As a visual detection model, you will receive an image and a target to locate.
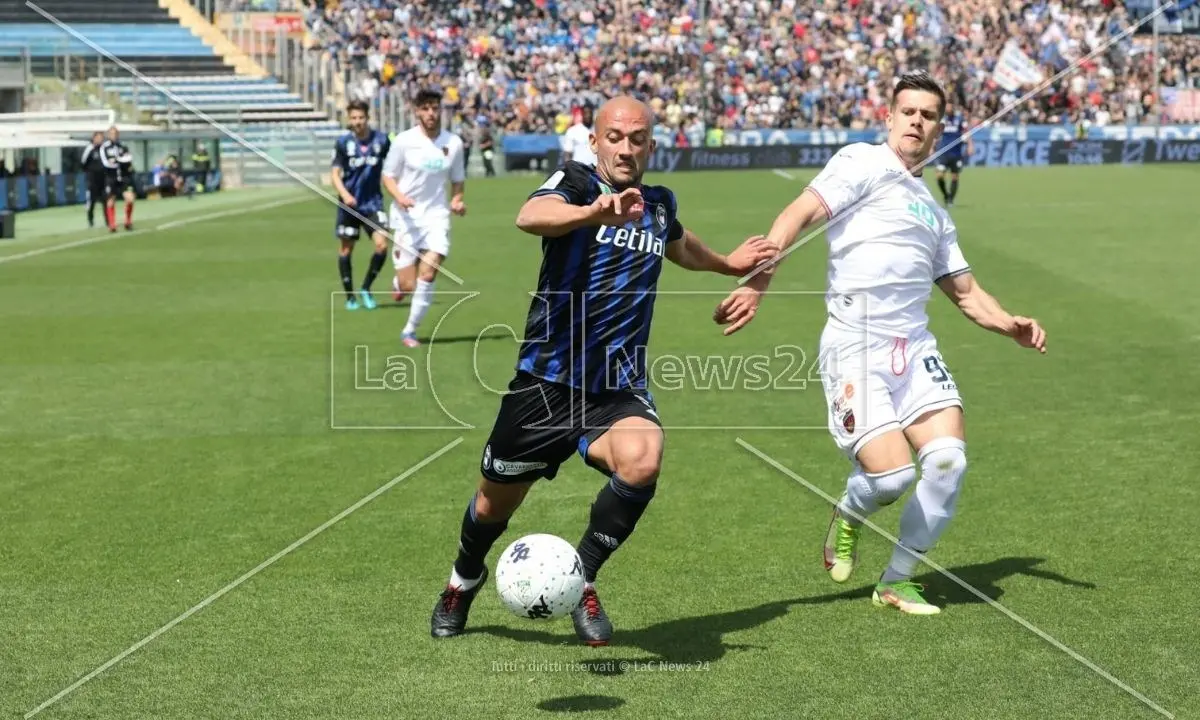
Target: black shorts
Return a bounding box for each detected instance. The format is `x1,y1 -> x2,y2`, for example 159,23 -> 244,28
105,175 -> 132,197
937,157 -> 964,173
335,205 -> 388,240
88,174 -> 106,199
480,371 -> 662,484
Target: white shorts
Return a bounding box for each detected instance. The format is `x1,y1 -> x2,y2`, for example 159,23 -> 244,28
819,318 -> 963,458
390,211 -> 450,269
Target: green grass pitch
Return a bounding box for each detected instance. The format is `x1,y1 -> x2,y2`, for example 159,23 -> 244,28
1,166 -> 1197,719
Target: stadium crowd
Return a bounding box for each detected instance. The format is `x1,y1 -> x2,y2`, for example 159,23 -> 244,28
297,0 -> 1200,137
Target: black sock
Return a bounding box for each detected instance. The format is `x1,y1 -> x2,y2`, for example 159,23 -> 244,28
937,177 -> 948,199
361,250 -> 387,291
453,493 -> 509,581
337,254 -> 354,296
576,474 -> 657,583
949,178 -> 959,202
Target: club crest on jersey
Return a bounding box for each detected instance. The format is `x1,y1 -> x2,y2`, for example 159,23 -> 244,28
654,203 -> 667,230
442,146 -> 450,157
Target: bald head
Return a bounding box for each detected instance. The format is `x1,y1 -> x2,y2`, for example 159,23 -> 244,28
595,97 -> 654,133
590,96 -> 656,188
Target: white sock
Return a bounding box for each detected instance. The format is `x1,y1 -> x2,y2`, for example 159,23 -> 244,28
449,566 -> 481,591
839,464 -> 917,527
403,279 -> 434,335
883,438 -> 967,582
392,275 -> 400,292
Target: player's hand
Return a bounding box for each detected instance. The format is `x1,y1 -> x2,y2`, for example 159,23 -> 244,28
451,196 -> 467,216
713,284 -> 765,336
724,235 -> 778,275
590,187 -> 644,226
341,195 -> 357,208
1009,316 -> 1047,353
394,195 -> 415,212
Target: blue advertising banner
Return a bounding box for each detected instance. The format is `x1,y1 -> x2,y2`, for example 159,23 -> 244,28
504,124 -> 1200,157
547,138 -> 1200,174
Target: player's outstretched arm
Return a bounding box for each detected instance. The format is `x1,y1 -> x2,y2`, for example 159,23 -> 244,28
760,188 -> 831,259
937,272 -> 1047,353
665,230 -> 776,276
515,187 -> 644,237
712,189 -> 829,336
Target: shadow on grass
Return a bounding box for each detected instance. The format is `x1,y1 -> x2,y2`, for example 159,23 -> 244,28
794,555 -> 1096,608
470,556 -> 1095,677
536,695 -> 625,713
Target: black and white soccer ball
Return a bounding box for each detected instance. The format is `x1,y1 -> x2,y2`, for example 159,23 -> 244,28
495,533 -> 585,620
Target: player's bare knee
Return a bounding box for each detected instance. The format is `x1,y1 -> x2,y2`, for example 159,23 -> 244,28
417,266 -> 437,284
611,444 -> 661,487
474,479 -> 529,522
866,463 -> 918,506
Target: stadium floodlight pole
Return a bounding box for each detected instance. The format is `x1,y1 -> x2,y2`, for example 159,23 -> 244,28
698,0 -> 709,127
737,0 -> 1179,287
1153,0 -> 1161,141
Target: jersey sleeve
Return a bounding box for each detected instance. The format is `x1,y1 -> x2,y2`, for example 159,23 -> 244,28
449,139 -> 466,184
381,138 -> 405,179
933,214 -> 970,281
99,141 -> 119,170
804,144 -> 874,220
528,162 -> 591,204
665,188 -> 683,242
332,137 -> 349,171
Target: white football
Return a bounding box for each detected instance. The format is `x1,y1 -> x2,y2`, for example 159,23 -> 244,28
495,533 -> 586,620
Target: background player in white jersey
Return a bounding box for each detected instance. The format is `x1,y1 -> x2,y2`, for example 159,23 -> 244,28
561,104 -> 597,166
382,88 -> 466,347
715,71 -> 1047,615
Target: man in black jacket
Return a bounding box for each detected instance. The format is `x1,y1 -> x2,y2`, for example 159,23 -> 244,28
80,131 -> 105,227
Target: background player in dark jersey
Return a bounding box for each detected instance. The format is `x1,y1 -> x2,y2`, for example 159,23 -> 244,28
99,126 -> 136,232
80,131 -> 105,228
331,99 -> 391,311
429,96 -> 776,645
935,103 -> 973,208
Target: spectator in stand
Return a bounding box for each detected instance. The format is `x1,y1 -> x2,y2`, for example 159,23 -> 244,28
298,0 -> 1200,138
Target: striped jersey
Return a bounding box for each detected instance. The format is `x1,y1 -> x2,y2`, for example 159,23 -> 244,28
332,128 -> 390,213
517,161 -> 684,393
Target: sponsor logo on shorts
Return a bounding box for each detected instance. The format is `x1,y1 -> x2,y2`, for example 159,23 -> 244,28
491,457 -> 549,476
482,444 -> 492,470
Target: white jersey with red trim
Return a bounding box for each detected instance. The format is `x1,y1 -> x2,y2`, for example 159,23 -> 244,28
805,142 -> 969,337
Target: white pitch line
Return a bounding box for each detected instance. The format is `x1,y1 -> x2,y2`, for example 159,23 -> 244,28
735,438 -> 1175,720
23,437 -> 464,719
772,169 -> 795,180
0,195 -> 306,265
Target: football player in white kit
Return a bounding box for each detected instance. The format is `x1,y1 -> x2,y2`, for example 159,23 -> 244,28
715,71 -> 1047,615
560,103 -> 597,166
382,87 -> 467,347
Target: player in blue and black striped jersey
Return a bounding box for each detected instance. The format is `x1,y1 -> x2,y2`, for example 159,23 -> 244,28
331,99 -> 391,310
935,103 -> 973,208
430,96 -> 776,645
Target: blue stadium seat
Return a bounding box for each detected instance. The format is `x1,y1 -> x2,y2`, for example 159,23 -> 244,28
0,24 -> 212,57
